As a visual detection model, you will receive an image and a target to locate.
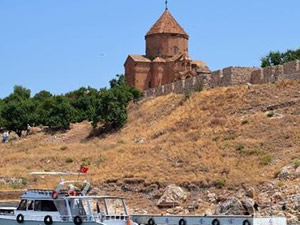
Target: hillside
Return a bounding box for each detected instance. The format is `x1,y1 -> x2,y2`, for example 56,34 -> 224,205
0,80 -> 299,223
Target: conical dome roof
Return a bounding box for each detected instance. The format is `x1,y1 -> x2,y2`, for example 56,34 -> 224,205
146,10 -> 188,38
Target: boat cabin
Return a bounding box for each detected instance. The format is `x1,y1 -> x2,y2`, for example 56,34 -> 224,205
14,189 -> 129,224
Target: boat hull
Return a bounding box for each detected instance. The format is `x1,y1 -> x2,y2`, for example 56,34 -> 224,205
0,218 -> 101,225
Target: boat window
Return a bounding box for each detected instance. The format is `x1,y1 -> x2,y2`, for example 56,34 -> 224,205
28,200 -> 34,210
34,200 -> 42,211
17,200 -> 27,211
34,200 -> 58,212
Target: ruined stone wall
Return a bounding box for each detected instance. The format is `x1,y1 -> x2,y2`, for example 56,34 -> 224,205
211,67 -> 258,87
144,60 -> 300,98
250,60 -> 300,84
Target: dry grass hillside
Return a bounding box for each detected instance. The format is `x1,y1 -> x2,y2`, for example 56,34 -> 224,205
0,80 -> 299,207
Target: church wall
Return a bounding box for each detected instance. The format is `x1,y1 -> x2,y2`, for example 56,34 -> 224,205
151,62 -> 165,87
132,63 -> 152,90
125,59 -> 136,87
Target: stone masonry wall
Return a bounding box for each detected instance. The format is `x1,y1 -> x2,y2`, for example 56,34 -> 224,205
144,60 -> 300,98
251,60 -> 300,84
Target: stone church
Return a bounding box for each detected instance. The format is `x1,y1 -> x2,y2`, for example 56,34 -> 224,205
124,8 -> 210,91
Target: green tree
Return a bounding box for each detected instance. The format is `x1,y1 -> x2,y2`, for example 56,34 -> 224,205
92,88 -> 128,129
4,85 -> 31,103
32,90 -> 53,126
65,87 -> 98,122
109,74 -> 143,100
1,99 -> 36,136
261,47 -> 300,67
37,96 -> 75,130
33,90 -> 52,102
92,75 -> 143,129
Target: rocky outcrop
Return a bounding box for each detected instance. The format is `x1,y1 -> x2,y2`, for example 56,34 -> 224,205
0,177 -> 23,187
157,184 -> 187,208
277,165 -> 300,180
215,197 -> 254,215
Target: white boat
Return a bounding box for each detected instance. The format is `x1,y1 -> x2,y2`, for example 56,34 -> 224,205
0,172 -> 137,225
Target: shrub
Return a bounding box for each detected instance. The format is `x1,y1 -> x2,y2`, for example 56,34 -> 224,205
21,178 -> 28,186
259,155 -> 272,165
60,146 -> 68,151
292,159 -> 300,168
214,178 -> 226,189
241,120 -> 249,125
267,112 -> 274,118
235,143 -> 245,151
81,160 -> 91,166
65,158 -> 73,163
224,134 -> 237,141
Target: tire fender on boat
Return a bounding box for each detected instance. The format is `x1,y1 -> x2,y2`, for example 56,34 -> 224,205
44,215 -> 53,225
179,219 -> 186,225
211,219 -> 220,225
148,218 -> 155,225
243,220 -> 251,225
74,216 -> 83,225
16,214 -> 24,223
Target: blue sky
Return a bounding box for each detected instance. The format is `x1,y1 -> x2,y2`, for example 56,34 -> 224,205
0,0 -> 299,98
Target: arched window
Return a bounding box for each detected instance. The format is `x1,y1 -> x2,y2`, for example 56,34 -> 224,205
173,46 -> 179,54
156,47 -> 160,55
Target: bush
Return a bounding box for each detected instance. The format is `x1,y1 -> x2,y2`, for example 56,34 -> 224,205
235,143 -> 245,151
60,146 -> 68,151
259,155 -> 273,166
214,178 -> 226,189
65,158 -> 73,163
267,112 -> 274,118
292,159 -> 300,168
241,120 -> 249,125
